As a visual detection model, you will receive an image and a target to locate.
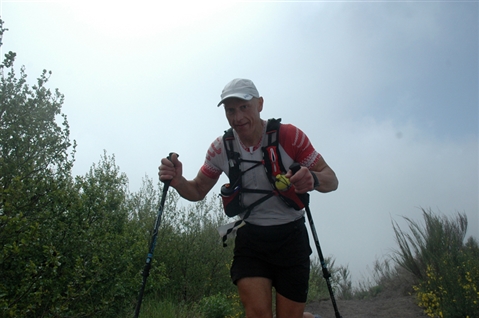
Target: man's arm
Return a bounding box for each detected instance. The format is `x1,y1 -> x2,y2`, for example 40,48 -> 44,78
310,156 -> 338,193
171,170 -> 219,202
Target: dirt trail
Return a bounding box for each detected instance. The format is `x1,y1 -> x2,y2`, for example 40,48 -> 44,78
305,293 -> 427,318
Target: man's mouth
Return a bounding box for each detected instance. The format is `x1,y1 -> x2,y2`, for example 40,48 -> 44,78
234,122 -> 247,129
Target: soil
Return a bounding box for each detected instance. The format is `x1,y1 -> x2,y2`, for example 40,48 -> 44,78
304,291 -> 428,318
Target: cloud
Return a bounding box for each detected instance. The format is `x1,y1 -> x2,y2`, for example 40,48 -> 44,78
307,115 -> 478,281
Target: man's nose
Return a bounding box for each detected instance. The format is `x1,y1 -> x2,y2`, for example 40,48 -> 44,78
234,110 -> 244,122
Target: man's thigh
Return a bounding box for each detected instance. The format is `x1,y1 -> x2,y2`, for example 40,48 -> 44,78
275,291 -> 306,318
237,277 -> 273,318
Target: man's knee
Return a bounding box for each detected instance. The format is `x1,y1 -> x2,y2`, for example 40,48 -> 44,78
237,277 -> 273,318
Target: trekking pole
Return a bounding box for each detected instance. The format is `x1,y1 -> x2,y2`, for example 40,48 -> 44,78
290,163 -> 342,318
134,153 -> 174,318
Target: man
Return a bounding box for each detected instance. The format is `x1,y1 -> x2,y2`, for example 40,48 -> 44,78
159,78 -> 338,318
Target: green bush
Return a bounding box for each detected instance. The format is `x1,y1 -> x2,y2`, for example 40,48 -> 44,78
199,293 -> 234,318
414,238 -> 479,318
135,299 -> 178,318
148,196 -> 236,304
0,19 -> 146,315
393,208 -> 479,317
307,256 -> 352,301
354,256 -> 417,300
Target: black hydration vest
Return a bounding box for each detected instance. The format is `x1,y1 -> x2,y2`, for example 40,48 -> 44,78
219,118 -> 307,219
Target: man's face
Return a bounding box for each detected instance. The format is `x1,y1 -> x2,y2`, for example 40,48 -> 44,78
223,97 -> 263,138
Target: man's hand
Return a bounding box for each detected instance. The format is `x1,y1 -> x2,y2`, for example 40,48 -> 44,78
285,157 -> 338,194
285,165 -> 315,194
158,153 -> 182,187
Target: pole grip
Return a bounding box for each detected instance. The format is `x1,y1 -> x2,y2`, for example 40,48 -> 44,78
162,152 -> 177,189
288,163 -> 310,206
290,162 -> 301,175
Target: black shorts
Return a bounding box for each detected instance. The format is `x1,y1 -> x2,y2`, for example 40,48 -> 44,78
230,217 -> 312,303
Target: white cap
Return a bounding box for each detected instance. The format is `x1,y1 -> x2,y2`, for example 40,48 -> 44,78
217,78 -> 260,106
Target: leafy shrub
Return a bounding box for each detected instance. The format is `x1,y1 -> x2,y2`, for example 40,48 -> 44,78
0,21 -> 147,314
147,196 -> 236,304
199,293 -> 234,318
308,256 -> 351,301
224,292 -> 244,318
392,208 -> 479,317
354,257 -> 415,300
414,238 -> 479,318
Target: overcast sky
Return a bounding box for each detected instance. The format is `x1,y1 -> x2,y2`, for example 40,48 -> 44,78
2,1 -> 477,283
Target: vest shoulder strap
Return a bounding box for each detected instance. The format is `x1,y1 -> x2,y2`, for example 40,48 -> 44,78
265,118 -> 281,143
222,118 -> 282,162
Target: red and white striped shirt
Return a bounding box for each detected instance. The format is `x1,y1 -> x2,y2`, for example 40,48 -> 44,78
201,120 -> 321,226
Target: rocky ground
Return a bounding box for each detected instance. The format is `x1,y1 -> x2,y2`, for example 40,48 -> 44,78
304,290 -> 427,318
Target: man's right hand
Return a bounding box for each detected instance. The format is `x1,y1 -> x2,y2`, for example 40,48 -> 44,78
158,153 -> 182,187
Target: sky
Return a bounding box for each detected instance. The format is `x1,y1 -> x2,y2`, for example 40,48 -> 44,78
2,0 -> 478,283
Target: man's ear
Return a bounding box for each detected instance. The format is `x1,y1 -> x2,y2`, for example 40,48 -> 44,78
257,97 -> 264,112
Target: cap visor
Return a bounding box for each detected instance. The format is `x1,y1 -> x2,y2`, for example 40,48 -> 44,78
217,93 -> 254,106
